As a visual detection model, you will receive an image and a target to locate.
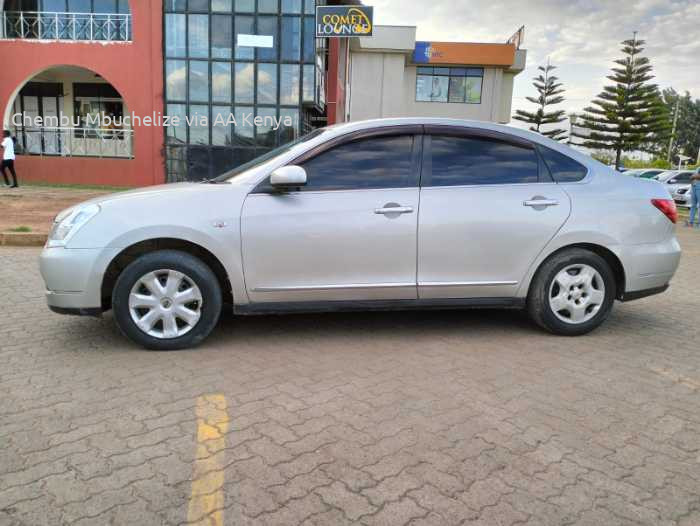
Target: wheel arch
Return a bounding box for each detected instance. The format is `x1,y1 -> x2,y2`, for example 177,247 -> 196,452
527,243 -> 626,300
101,238 -> 234,311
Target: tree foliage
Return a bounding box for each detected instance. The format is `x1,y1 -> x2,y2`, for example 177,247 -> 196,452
660,88 -> 700,165
513,62 -> 568,141
572,35 -> 671,170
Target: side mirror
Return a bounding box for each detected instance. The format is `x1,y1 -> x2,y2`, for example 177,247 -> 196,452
270,166 -> 307,189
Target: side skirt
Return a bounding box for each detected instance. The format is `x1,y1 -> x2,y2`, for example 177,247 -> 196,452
234,297 -> 526,316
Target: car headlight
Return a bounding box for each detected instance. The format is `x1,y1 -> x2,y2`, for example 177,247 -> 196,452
47,204 -> 101,248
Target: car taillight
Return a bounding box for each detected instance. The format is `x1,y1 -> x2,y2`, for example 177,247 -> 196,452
652,199 -> 678,224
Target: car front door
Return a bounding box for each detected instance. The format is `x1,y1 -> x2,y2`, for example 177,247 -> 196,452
417,128 -> 572,299
241,129 -> 422,304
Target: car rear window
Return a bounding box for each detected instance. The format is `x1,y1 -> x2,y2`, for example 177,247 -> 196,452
538,145 -> 588,183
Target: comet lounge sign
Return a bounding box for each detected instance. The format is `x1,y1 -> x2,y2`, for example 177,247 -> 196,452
316,5 -> 373,37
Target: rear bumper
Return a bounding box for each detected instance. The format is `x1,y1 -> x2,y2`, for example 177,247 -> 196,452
620,237 -> 681,295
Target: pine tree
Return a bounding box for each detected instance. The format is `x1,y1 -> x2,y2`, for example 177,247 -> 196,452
572,34 -> 670,170
513,61 -> 568,141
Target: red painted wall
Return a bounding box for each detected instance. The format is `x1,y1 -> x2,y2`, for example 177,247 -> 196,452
0,1 -> 165,187
326,38 -> 348,125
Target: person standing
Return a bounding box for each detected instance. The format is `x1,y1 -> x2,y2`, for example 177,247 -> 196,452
689,167 -> 700,227
1,130 -> 19,188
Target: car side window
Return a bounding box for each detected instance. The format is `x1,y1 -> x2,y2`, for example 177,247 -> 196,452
426,135 -> 540,187
298,135 -> 416,191
538,145 -> 588,183
675,173 -> 692,183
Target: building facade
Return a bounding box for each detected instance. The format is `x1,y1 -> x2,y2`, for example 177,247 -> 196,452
347,26 -> 526,124
0,2 -> 526,187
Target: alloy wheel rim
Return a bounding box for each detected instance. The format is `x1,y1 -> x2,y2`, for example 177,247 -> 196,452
548,264 -> 605,325
128,269 -> 203,339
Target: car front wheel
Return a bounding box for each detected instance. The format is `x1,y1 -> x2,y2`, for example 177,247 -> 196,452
112,250 -> 222,350
527,248 -> 616,336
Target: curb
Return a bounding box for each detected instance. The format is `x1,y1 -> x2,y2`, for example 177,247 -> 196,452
0,232 -> 48,247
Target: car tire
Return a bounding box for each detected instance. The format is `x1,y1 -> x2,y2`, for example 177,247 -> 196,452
112,250 -> 222,350
527,248 -> 616,336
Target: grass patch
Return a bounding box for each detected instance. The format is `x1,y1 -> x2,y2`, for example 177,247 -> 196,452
7,226 -> 32,233
23,181 -> 132,192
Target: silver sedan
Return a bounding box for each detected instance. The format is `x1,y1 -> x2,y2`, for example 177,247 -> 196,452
39,119 -> 681,350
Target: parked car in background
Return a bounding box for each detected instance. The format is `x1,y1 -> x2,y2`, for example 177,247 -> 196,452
625,168 -> 666,179
673,184 -> 693,208
39,118 -> 681,350
655,170 -> 695,196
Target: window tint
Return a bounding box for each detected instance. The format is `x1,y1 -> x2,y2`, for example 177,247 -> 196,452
538,145 -> 588,183
675,172 -> 692,183
428,135 -> 539,186
300,135 -> 415,191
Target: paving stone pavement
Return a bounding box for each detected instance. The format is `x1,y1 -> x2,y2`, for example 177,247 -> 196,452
1,229 -> 700,526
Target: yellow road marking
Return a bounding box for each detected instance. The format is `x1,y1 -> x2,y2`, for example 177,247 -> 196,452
187,394 -> 229,526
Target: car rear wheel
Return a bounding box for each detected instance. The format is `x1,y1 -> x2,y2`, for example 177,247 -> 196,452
527,248 -> 615,336
112,250 -> 222,350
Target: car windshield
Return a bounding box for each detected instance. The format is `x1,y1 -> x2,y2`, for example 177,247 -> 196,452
209,128 -> 327,183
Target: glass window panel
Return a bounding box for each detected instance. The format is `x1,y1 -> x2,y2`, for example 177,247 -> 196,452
212,0 -> 232,11
189,61 -> 209,102
188,0 -> 209,10
167,103 -> 187,144
211,148 -> 236,177
41,0 -> 66,11
465,77 -> 482,103
450,68 -> 467,76
417,67 -> 433,75
164,0 -> 185,11
212,106 -> 232,146
189,105 -> 210,145
166,60 -> 187,100
416,75 -> 432,102
93,0 -> 116,13
281,0 -> 301,13
117,0 -> 129,12
434,67 -> 450,75
279,108 -> 299,145
257,16 -> 278,61
281,16 -> 301,61
233,106 -> 255,145
448,76 -> 466,103
165,13 -> 186,57
303,16 -> 315,62
188,14 -> 209,58
257,63 -> 277,104
212,62 -> 231,103
300,136 -> 414,191
256,107 -> 277,148
211,15 -> 232,58
68,0 -> 90,12
280,64 -> 299,105
234,0 -> 254,12
304,0 -> 315,14
302,64 -> 315,102
467,68 -> 484,76
234,62 -> 255,103
429,136 -> 539,186
259,0 -> 278,13
539,146 -> 588,182
187,146 -> 210,180
234,15 -> 254,60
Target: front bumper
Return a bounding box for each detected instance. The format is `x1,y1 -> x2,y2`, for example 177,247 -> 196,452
40,246 -> 120,314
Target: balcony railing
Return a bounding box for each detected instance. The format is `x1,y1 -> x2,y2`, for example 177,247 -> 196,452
16,127 -> 134,159
1,11 -> 131,42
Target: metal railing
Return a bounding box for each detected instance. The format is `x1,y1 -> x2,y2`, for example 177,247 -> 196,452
1,11 -> 131,41
15,127 -> 134,159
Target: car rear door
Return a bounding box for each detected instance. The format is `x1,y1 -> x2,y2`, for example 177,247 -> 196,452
241,128 -> 422,304
417,127 -> 572,299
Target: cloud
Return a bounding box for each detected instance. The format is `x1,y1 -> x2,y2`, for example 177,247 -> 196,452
371,0 -> 699,122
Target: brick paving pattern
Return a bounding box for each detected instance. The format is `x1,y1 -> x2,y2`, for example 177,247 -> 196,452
1,229 -> 699,525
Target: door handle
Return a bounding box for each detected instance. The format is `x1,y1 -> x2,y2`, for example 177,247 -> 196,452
375,206 -> 414,215
523,198 -> 559,208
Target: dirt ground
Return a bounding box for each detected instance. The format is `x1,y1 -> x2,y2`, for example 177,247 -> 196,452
0,185 -> 118,234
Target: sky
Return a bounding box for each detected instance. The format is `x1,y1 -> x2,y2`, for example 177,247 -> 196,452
369,0 -> 700,130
